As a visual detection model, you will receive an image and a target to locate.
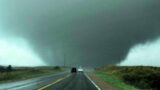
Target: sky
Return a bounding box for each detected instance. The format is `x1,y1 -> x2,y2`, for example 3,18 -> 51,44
0,0 -> 160,67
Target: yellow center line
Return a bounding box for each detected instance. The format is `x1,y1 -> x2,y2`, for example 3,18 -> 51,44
38,74 -> 71,90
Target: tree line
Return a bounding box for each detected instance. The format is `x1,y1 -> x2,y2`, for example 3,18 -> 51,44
0,65 -> 12,72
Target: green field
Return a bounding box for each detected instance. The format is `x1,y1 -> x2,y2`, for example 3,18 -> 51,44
0,66 -> 63,83
96,65 -> 160,90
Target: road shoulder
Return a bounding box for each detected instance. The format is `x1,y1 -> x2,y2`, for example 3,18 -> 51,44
88,72 -> 118,90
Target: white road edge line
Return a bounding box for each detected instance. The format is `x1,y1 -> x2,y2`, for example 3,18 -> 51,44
85,73 -> 101,90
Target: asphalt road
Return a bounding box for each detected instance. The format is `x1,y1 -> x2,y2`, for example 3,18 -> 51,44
0,72 -> 99,90
40,72 -> 98,90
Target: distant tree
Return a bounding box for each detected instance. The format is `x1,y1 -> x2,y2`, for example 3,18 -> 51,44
54,66 -> 61,70
0,66 -> 5,72
6,65 -> 12,72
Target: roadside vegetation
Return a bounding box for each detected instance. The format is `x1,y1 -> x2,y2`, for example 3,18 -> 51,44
96,71 -> 136,90
96,65 -> 160,90
0,65 -> 63,83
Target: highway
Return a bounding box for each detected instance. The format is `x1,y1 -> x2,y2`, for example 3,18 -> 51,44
0,72 -> 100,90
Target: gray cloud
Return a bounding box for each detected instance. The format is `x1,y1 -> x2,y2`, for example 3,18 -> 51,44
0,0 -> 160,67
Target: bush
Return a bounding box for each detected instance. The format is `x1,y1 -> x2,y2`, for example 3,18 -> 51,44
53,66 -> 61,70
121,68 -> 160,89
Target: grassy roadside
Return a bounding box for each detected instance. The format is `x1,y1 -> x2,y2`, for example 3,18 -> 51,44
96,71 -> 137,90
96,65 -> 160,89
0,67 -> 63,83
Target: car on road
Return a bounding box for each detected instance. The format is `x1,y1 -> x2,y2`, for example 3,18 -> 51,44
71,67 -> 77,73
78,67 -> 83,72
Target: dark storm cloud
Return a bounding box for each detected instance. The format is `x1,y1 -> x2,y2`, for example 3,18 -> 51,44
0,0 -> 160,67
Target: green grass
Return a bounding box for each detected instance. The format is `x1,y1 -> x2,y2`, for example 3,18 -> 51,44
96,71 -> 137,90
0,67 -> 63,83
